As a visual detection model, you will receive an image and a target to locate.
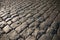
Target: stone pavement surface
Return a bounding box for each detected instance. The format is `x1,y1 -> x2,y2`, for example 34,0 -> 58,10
0,0 -> 60,40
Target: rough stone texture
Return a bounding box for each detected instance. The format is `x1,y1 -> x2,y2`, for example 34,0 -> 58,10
26,36 -> 36,40
38,34 -> 53,40
0,34 -> 9,40
52,34 -> 60,40
0,0 -> 60,40
3,25 -> 11,33
7,30 -> 18,40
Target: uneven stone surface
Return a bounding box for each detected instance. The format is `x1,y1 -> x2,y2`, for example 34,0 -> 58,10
0,0 -> 60,40
3,25 -> 11,33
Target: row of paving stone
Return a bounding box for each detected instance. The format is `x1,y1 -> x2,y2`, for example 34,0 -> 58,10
0,0 -> 60,40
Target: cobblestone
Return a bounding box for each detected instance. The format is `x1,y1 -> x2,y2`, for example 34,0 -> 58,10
38,34 -> 53,40
0,0 -> 60,40
52,34 -> 59,40
15,22 -> 28,33
3,25 -> 11,33
7,30 -> 18,39
0,34 -> 9,40
26,36 -> 36,40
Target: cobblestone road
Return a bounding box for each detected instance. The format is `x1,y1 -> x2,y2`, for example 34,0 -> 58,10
0,0 -> 60,40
